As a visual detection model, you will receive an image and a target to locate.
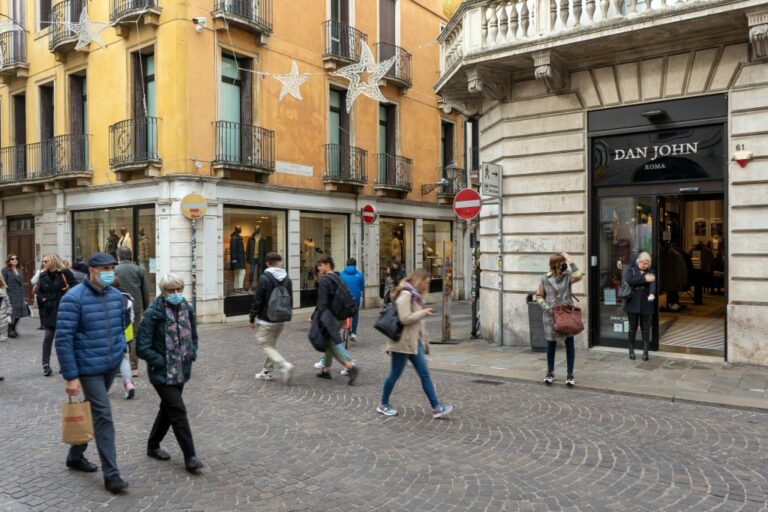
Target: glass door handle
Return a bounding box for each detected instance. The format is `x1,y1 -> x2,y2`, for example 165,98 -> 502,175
591,256 -> 598,267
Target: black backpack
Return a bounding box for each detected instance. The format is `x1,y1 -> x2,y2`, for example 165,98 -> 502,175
327,273 -> 358,320
266,275 -> 293,323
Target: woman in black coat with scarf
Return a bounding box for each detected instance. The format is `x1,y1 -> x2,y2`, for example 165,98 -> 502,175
38,254 -> 75,376
623,251 -> 656,361
2,254 -> 28,338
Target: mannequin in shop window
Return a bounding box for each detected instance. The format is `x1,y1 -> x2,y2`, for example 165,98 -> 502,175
302,237 -> 316,266
659,241 -> 688,311
690,241 -> 715,305
229,226 -> 246,292
118,227 -> 132,249
391,232 -> 403,263
247,227 -> 269,291
138,228 -> 150,270
105,229 -> 120,259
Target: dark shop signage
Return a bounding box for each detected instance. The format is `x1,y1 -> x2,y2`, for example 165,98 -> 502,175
592,124 -> 725,187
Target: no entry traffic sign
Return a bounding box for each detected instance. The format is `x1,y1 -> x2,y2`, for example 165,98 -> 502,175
362,204 -> 377,224
453,188 -> 482,220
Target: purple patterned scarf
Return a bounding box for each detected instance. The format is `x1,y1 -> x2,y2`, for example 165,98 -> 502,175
164,302 -> 193,385
403,282 -> 424,307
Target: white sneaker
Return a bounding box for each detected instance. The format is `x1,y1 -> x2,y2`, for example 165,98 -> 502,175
313,359 -> 324,369
350,334 -> 357,343
255,371 -> 273,381
340,368 -> 349,376
280,363 -> 294,385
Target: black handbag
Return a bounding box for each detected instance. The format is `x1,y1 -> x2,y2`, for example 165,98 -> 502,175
374,305 -> 403,341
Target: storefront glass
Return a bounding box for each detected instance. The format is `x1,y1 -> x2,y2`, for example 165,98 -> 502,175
300,212 -> 348,307
223,207 -> 286,298
72,205 -> 157,297
422,220 -> 452,292
379,217 -> 414,298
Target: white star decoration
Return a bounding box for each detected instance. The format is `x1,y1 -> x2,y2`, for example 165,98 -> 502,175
273,60 -> 310,101
0,20 -> 23,34
331,41 -> 396,113
70,6 -> 110,51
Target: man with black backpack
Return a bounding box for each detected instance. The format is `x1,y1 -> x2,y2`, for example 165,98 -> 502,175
312,257 -> 359,385
249,252 -> 295,385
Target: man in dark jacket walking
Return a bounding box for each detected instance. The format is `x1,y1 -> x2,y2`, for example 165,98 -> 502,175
115,247 -> 150,376
249,252 -> 295,385
340,258 -> 364,342
55,252 -> 129,494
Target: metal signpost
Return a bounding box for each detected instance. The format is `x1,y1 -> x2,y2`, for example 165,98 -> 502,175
481,163 -> 504,346
180,193 -> 208,313
361,204 -> 376,309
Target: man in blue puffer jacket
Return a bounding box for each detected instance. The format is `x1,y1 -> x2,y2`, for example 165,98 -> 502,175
55,252 -> 129,494
340,258 -> 365,342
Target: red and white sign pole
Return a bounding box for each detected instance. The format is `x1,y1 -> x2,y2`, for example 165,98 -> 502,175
360,205 -> 376,309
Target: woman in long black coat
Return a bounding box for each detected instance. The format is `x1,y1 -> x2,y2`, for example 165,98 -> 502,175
2,254 -> 28,338
623,251 -> 657,361
38,254 -> 75,376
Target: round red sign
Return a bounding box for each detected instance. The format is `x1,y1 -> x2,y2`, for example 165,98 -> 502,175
362,204 -> 377,224
453,188 -> 482,220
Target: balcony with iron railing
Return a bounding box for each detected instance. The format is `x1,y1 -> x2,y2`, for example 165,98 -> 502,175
212,121 -> 275,182
436,0 -> 759,98
109,117 -> 161,179
436,165 -> 467,204
110,0 -> 162,37
323,143 -> 367,191
49,0 -> 84,55
322,21 -> 368,70
212,0 -> 273,44
375,42 -> 412,90
0,134 -> 91,191
0,28 -> 28,81
374,154 -> 412,197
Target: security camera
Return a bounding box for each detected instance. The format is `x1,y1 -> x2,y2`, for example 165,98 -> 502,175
192,16 -> 206,32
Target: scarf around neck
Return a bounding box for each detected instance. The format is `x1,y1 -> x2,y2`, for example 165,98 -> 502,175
403,282 -> 424,307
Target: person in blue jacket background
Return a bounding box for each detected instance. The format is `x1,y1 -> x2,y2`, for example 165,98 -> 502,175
340,257 -> 365,342
55,252 -> 129,495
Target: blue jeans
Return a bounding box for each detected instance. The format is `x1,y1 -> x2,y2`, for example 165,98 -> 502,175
381,342 -> 439,409
546,337 -> 575,375
323,340 -> 353,368
67,369 -> 120,478
351,312 -> 359,335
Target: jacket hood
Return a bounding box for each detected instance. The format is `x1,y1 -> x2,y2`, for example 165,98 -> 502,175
342,266 -> 359,275
265,267 -> 287,282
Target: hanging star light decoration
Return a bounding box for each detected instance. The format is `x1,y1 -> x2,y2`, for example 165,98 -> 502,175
70,6 -> 110,51
331,41 -> 397,113
0,20 -> 23,34
273,60 -> 310,101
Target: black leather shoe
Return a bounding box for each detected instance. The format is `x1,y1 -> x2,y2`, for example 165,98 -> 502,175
185,456 -> 204,472
316,370 -> 332,379
43,364 -> 53,377
66,457 -> 98,473
104,475 -> 129,494
147,447 -> 171,461
642,353 -> 649,361
8,330 -> 17,339
347,365 -> 359,386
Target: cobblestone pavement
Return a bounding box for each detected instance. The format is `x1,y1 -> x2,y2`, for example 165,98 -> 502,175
1,316 -> 767,512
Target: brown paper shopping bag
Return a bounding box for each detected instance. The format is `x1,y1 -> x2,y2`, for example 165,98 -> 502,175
62,398 -> 94,445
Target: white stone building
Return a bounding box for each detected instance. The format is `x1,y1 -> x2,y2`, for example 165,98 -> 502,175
436,0 -> 768,365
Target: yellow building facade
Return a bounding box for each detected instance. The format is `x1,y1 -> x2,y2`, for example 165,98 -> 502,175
0,0 -> 469,320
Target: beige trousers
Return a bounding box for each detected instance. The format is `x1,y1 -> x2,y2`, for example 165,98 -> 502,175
256,323 -> 287,371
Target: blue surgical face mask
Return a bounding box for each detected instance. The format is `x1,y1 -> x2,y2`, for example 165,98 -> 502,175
98,271 -> 115,287
166,293 -> 184,305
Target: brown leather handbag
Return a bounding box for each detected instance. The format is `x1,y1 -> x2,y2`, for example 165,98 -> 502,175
552,288 -> 584,336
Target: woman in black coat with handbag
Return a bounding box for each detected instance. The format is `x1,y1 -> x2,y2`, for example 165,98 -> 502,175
38,253 -> 75,376
623,251 -> 656,361
2,254 -> 28,338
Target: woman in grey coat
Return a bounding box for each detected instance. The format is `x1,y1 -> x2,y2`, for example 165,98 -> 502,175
536,252 -> 583,386
623,251 -> 656,361
2,254 -> 28,338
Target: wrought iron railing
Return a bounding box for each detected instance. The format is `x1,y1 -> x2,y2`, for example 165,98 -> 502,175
323,20 -> 367,61
324,144 -> 367,184
109,117 -> 160,168
437,166 -> 467,196
110,0 -> 158,23
0,134 -> 89,183
50,0 -> 84,50
0,29 -> 26,69
375,42 -> 412,87
376,154 -> 412,190
214,0 -> 273,31
214,121 -> 275,171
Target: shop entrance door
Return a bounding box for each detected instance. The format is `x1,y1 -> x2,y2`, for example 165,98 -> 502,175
7,216 -> 35,303
592,193 -> 726,358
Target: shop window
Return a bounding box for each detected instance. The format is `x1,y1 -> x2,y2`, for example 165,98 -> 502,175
300,212 -> 348,308
422,220 -> 452,292
378,217 -> 414,298
72,205 -> 157,298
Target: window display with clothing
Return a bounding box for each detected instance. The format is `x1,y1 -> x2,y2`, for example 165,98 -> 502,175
229,226 -> 246,292
246,228 -> 269,290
